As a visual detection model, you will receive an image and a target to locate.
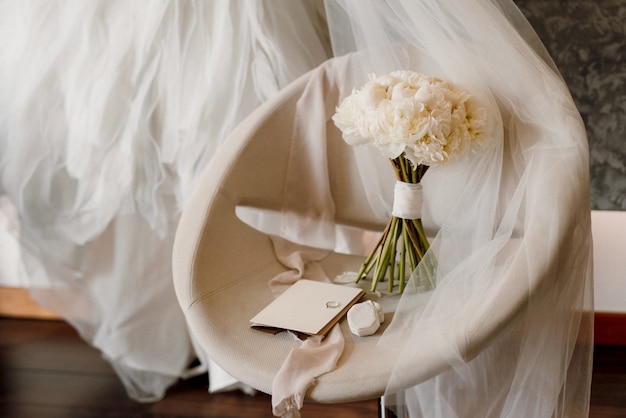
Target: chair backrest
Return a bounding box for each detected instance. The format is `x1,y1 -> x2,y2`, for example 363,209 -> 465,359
172,58 -> 589,402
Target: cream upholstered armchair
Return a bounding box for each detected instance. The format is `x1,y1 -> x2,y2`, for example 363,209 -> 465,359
171,55 -> 591,413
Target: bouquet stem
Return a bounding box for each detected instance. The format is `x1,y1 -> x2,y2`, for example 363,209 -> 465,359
355,156 -> 435,292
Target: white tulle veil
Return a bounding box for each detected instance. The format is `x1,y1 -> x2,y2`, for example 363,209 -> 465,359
274,0 -> 593,416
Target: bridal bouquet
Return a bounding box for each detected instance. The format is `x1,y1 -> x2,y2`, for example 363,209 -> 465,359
332,71 -> 489,292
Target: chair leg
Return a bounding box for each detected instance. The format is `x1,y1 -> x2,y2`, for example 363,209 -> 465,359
378,396 -> 398,418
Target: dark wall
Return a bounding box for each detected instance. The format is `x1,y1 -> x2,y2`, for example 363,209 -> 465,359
515,0 -> 626,210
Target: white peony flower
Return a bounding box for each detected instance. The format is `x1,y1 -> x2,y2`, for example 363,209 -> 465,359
331,71 -> 493,292
332,70 -> 489,168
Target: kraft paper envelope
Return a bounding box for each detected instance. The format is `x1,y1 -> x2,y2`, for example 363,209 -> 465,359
250,279 -> 365,337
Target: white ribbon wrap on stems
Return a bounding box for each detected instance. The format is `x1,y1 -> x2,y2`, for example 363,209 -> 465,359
392,181 -> 423,219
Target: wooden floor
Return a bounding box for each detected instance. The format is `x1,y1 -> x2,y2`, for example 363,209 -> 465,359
1,318 -> 625,418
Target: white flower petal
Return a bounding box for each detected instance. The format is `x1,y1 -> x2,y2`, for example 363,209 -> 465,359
332,70 -> 491,164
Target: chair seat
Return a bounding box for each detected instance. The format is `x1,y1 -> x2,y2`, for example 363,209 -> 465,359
172,60 -> 565,404
183,246 -> 460,403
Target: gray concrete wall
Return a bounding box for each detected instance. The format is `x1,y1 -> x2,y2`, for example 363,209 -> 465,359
516,0 -> 626,210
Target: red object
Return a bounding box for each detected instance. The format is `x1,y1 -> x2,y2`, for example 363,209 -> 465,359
595,312 -> 626,346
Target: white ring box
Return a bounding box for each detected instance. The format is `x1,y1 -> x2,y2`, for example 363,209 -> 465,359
347,300 -> 384,337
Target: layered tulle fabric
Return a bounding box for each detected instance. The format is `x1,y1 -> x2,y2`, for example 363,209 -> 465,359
0,0 -> 329,401
266,0 -> 593,416
1,0 -> 593,414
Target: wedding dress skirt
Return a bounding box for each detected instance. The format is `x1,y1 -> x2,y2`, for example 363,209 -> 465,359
0,0 -> 329,401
